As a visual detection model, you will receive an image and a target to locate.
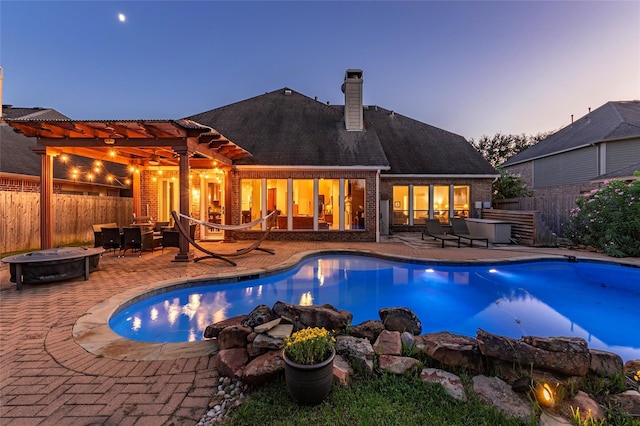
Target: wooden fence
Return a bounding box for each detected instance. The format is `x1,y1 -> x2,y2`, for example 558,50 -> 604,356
492,194 -> 581,238
1,191 -> 133,254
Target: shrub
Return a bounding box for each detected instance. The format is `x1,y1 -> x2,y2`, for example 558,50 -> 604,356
566,176 -> 640,257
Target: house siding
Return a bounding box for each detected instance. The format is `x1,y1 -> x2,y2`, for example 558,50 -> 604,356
533,146 -> 598,188
605,138 -> 640,174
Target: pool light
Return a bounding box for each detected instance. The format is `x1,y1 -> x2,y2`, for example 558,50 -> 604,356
489,268 -> 498,273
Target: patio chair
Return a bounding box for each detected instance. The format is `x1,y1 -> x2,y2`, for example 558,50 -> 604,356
122,227 -> 146,257
101,227 -> 123,256
450,218 -> 489,248
421,219 -> 460,248
162,224 -> 196,253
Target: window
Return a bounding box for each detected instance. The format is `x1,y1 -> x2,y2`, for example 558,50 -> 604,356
392,186 -> 409,225
267,179 -> 288,229
240,179 -> 261,229
292,179 -> 314,229
345,179 -> 366,230
433,186 -> 450,224
413,185 -> 429,225
318,179 -> 338,230
453,186 -> 470,219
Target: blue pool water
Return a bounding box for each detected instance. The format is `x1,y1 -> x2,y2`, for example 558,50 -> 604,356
109,254 -> 640,361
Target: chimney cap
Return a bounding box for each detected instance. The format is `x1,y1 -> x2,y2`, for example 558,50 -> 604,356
345,69 -> 363,80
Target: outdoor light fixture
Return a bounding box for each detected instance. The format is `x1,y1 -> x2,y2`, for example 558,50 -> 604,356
536,382 -> 556,408
104,138 -> 115,145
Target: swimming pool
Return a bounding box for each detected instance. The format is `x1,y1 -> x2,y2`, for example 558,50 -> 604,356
109,254 -> 640,361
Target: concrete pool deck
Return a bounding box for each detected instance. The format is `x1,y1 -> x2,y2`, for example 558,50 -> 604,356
1,235 -> 638,424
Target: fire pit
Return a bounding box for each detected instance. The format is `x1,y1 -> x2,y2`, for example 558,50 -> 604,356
2,247 -> 104,290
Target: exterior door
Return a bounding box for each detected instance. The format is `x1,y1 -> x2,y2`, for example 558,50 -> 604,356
201,177 -> 224,240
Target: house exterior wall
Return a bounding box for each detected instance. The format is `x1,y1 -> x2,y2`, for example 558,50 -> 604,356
532,146 -> 598,188
379,176 -> 493,232
605,138 -> 640,174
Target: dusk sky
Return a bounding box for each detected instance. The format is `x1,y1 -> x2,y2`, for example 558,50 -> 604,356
2,1 -> 638,141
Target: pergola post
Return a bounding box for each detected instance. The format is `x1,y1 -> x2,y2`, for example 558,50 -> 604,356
132,170 -> 142,218
32,147 -> 54,249
172,145 -> 194,262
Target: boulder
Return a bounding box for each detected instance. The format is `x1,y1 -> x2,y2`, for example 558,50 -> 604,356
272,301 -> 352,331
472,375 -> 533,424
333,354 -> 353,386
252,333 -> 285,350
350,320 -> 384,343
218,325 -> 252,350
254,318 -> 281,333
420,368 -> 467,401
247,342 -> 270,358
560,391 -> 605,424
242,350 -> 284,385
204,314 -> 247,339
589,349 -> 623,378
335,335 -> 375,376
378,355 -> 420,375
401,331 -> 415,348
415,332 -> 481,372
216,348 -> 249,379
379,307 -> 422,335
609,390 -> 640,418
373,330 -> 402,355
477,329 -> 590,377
242,304 -> 275,329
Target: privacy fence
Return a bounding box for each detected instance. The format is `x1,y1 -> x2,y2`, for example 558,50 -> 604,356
1,191 -> 133,254
492,194 -> 581,240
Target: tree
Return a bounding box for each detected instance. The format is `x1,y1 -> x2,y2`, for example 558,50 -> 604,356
492,168 -> 533,200
470,132 -> 551,168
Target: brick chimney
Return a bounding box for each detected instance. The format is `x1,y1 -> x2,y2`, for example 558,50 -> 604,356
341,69 -> 363,131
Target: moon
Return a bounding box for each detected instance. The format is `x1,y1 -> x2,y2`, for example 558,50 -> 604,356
118,13 -> 126,22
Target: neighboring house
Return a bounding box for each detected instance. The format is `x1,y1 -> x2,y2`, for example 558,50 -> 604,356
185,69 -> 496,241
1,105 -> 130,196
502,100 -> 640,196
500,100 -> 640,238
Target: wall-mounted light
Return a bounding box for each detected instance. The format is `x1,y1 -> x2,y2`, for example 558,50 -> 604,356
104,138 -> 115,145
148,154 -> 160,166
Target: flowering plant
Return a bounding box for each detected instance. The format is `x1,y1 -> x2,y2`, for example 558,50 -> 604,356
284,327 -> 335,365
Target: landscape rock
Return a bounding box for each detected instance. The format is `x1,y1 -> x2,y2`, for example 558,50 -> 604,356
609,390 -> 640,418
472,375 -> 533,424
335,335 -> 375,376
254,318 -> 281,333
272,301 -> 352,331
379,307 -> 422,335
477,329 -> 590,376
589,349 -> 623,377
242,304 -> 275,328
252,333 -> 285,350
350,320 -> 384,343
246,342 -> 269,358
266,323 -> 294,339
204,314 -> 247,339
333,354 -> 353,386
373,330 -> 402,355
218,325 -> 252,350
416,332 -> 481,372
538,410 -> 572,425
401,331 -> 414,348
216,348 -> 249,379
420,368 -> 467,401
242,350 -> 283,385
378,355 -> 420,375
561,390 -> 605,423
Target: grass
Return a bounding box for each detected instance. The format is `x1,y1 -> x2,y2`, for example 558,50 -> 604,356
225,373 -> 532,426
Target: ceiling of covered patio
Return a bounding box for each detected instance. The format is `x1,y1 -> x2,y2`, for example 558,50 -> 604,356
5,118 -> 251,168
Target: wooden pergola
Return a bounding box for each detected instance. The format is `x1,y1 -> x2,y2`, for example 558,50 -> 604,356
5,118 -> 250,261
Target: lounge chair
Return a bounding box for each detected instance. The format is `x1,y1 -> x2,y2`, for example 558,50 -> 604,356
450,218 -> 489,248
421,219 -> 460,248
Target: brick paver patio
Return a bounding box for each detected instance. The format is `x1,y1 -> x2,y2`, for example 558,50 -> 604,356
1,235 -> 636,425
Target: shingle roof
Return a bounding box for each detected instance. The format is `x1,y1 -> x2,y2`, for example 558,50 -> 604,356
187,88 -> 496,175
360,106 -> 497,175
592,161 -> 640,182
2,106 -> 69,120
187,88 -> 389,168
503,101 -> 640,166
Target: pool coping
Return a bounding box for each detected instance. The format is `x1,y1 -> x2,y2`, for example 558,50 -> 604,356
72,248 -> 639,361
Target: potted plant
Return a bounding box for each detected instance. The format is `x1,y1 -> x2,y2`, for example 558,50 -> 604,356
282,327 -> 336,405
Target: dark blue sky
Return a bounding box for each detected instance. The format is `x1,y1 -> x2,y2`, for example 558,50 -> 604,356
2,1 -> 638,140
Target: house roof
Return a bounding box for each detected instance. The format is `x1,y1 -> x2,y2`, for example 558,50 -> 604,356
2,105 -> 69,120
187,88 -> 390,168
591,161 -> 640,183
503,100 -> 640,166
187,88 -> 496,175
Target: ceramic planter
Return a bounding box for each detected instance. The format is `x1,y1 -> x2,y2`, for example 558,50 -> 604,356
282,348 -> 335,405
